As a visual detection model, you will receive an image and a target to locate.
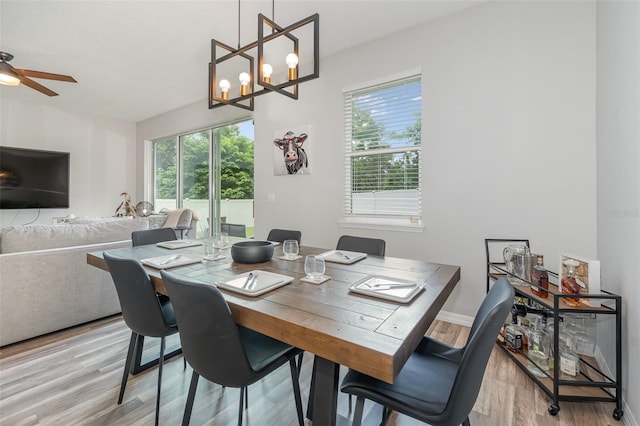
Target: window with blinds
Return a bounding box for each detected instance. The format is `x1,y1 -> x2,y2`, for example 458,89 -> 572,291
343,74 -> 422,224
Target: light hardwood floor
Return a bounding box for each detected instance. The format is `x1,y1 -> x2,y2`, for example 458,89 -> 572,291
0,316 -> 620,425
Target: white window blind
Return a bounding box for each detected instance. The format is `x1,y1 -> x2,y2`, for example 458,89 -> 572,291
344,74 -> 422,222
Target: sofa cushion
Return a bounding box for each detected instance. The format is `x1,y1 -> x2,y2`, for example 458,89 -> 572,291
0,217 -> 149,253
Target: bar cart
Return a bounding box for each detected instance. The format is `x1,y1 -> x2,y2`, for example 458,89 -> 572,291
485,239 -> 623,420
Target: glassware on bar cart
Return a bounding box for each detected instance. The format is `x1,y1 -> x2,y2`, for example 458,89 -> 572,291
561,259 -> 582,306
527,315 -> 551,377
503,244 -> 530,285
571,317 -> 596,356
530,255 -> 549,298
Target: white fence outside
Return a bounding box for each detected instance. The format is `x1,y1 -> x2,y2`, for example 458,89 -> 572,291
155,199 -> 255,237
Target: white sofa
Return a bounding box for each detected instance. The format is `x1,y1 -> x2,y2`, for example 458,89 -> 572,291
0,218 -> 149,346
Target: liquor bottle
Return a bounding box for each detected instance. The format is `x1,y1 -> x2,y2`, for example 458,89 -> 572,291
559,322 -> 580,378
527,315 -> 550,377
530,255 -> 549,298
561,259 -> 581,307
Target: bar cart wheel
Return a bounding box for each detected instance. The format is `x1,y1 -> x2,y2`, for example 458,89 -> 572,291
613,408 -> 624,421
548,404 -> 560,416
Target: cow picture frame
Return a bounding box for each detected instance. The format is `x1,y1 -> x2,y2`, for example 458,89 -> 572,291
273,125 -> 312,175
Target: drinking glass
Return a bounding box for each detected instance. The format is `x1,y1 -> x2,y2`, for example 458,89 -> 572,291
572,318 -> 596,356
203,240 -> 219,261
283,240 -> 299,259
304,255 -> 325,280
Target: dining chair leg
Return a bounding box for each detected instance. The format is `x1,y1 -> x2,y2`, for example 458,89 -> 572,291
237,386 -> 248,412
352,395 -> 365,426
289,358 -> 305,426
182,371 -> 199,426
381,406 -> 391,425
238,387 -> 244,426
296,352 -> 304,378
118,332 -> 137,404
154,336 -> 166,426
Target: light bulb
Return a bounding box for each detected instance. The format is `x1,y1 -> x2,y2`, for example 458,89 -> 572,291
239,72 -> 250,96
239,72 -> 250,85
0,72 -> 20,86
286,53 -> 298,81
285,53 -> 299,68
219,79 -> 230,100
262,63 -> 272,83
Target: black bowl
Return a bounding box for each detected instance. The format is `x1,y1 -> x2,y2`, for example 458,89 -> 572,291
230,241 -> 274,264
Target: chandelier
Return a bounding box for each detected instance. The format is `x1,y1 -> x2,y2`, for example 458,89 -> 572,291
208,1 -> 319,111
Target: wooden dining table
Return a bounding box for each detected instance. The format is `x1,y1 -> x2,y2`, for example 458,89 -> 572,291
87,241 -> 460,426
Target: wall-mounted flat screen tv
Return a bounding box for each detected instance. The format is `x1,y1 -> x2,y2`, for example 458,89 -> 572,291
0,146 -> 70,209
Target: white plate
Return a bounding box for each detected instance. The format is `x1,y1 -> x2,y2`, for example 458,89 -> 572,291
216,270 -> 294,297
320,250 -> 367,264
156,240 -> 203,249
141,254 -> 203,269
349,275 -> 424,303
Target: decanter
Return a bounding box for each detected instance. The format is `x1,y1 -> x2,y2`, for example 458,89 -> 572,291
527,315 -> 550,377
561,259 -> 581,306
530,255 -> 549,298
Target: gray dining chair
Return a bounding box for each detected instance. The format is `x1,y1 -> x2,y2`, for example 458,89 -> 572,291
160,270 -> 305,426
221,223 -> 246,238
336,235 -> 386,256
104,252 -> 181,426
131,227 -> 177,246
267,228 -> 302,244
340,278 -> 514,426
131,227 -> 179,305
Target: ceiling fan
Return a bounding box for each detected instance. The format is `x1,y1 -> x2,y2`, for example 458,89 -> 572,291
0,51 -> 77,96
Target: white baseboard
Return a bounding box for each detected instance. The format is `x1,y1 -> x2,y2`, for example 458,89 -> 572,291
594,347 -> 636,426
436,310 -> 474,327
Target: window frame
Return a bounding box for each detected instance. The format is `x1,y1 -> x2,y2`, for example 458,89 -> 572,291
340,69 -> 424,232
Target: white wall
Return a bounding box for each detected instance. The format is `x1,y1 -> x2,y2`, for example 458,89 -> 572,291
251,0 -> 597,317
596,1 -> 640,423
0,98 -> 137,227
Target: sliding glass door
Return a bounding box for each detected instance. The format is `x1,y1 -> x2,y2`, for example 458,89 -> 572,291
179,130 -> 210,236
151,120 -> 254,238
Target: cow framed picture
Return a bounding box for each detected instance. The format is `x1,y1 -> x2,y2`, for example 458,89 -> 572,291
273,125 -> 311,175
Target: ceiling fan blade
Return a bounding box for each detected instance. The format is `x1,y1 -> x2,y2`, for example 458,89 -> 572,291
18,76 -> 59,96
16,68 -> 77,83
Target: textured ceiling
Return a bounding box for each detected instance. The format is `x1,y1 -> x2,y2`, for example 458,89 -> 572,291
0,0 -> 482,122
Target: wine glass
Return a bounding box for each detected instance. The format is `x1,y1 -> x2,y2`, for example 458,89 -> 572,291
572,318 -> 596,356
283,240 -> 299,259
304,255 -> 325,280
